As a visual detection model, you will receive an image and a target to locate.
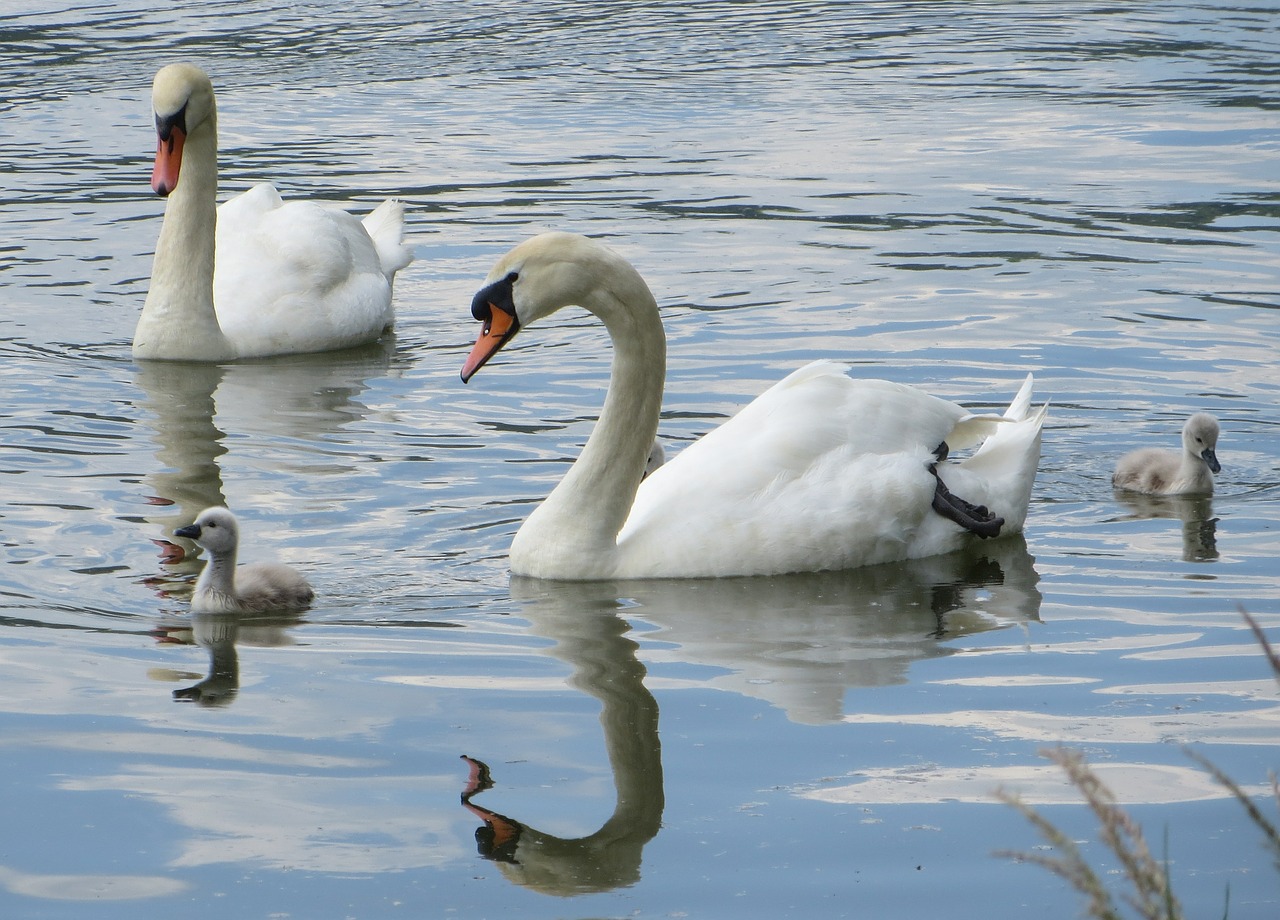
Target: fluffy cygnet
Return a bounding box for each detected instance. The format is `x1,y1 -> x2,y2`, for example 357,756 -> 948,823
174,507 -> 314,612
1113,412 -> 1221,495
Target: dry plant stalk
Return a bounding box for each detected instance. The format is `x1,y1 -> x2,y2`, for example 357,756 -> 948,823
998,608 -> 1279,918
997,747 -> 1182,920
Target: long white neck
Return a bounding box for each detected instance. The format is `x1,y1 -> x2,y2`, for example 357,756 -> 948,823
511,266 -> 666,579
134,108 -> 234,361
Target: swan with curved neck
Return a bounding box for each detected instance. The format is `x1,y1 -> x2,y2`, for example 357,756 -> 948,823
135,63 -> 412,361
1113,412 -> 1221,495
461,232 -> 1046,580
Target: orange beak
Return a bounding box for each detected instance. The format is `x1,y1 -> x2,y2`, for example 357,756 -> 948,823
151,125 -> 186,196
461,304 -> 518,383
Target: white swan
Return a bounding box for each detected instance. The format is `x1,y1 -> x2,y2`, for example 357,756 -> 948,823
642,439 -> 665,480
460,232 -> 1047,580
1113,413 -> 1221,495
134,63 -> 413,361
174,507 -> 314,612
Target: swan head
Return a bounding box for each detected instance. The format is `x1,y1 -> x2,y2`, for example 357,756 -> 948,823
150,63 -> 216,197
461,232 -> 634,382
174,506 -> 240,556
642,439 -> 666,480
1183,412 -> 1221,473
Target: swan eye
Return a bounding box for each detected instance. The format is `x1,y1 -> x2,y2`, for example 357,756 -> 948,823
155,103 -> 188,142
470,272 -> 519,322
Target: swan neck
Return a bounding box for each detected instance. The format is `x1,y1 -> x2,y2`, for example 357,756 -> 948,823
552,607 -> 663,838
135,108 -> 233,360
517,271 -> 665,575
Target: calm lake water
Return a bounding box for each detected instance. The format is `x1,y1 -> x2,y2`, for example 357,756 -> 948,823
1,1 -> 1278,918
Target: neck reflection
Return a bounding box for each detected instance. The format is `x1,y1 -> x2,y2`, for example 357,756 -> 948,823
460,594 -> 663,896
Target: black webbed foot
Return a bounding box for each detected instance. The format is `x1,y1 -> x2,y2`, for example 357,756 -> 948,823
930,464 -> 1004,538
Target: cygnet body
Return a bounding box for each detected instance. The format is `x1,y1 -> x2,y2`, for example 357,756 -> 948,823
1113,413 -> 1221,495
174,507 -> 314,612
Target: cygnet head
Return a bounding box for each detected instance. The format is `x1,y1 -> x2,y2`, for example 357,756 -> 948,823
1183,413 -> 1221,473
174,506 -> 240,556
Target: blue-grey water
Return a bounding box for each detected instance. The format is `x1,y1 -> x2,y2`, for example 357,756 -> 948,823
1,1 -> 1278,918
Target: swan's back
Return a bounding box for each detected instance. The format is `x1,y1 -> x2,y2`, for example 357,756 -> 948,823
616,364 -> 1038,577
213,184 -> 405,355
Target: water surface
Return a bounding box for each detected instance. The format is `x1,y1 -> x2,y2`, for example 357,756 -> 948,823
1,2 -> 1278,918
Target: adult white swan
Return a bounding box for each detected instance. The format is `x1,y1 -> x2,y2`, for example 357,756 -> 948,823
134,63 -> 413,361
461,232 -> 1046,580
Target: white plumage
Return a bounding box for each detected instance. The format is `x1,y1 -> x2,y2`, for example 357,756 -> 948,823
134,63 -> 412,361
461,232 -> 1046,580
642,439 -> 665,480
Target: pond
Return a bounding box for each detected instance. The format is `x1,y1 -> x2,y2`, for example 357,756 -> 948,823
0,1 -> 1277,918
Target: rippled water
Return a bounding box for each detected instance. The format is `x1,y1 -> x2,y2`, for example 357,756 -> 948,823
1,2 -> 1278,918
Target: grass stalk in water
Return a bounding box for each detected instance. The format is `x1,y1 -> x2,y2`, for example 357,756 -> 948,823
997,608 -> 1279,919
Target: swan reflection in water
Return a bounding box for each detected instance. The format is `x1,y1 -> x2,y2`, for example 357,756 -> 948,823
459,539 -> 1040,893
461,597 -> 663,896
151,610 -> 304,706
1112,490 -> 1218,562
131,342 -> 393,577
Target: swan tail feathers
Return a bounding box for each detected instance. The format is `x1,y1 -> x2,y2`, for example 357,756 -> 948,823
947,375 -> 1039,450
956,381 -> 1046,534
1004,372 -> 1035,421
362,198 -> 414,278
947,413 -> 1007,450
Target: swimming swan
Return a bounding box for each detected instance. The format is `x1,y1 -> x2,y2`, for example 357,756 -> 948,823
174,507 -> 314,611
134,63 -> 413,361
1113,412 -> 1221,495
460,232 -> 1047,580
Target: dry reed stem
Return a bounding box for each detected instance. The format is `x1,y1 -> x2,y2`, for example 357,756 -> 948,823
998,607 -> 1279,918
